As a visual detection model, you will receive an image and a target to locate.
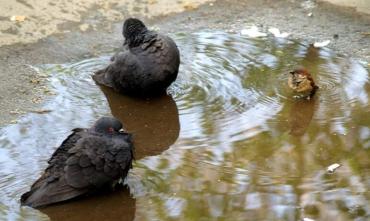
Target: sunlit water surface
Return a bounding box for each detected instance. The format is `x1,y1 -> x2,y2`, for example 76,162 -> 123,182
0,31 -> 369,221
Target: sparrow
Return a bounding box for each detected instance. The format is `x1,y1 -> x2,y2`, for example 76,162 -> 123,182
93,18 -> 180,97
288,68 -> 318,99
21,117 -> 134,208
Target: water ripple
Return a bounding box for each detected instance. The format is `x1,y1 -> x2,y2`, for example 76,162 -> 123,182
0,31 -> 369,220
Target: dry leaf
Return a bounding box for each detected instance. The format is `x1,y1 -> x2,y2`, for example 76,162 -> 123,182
30,78 -> 40,84
10,15 -> 26,22
30,109 -> 52,114
9,109 -> 25,115
31,97 -> 42,104
183,3 -> 196,10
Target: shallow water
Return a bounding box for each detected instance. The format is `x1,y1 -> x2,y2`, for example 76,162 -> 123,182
0,31 -> 369,221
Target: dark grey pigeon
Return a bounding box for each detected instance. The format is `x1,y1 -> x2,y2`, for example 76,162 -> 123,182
92,18 -> 180,97
20,117 -> 134,208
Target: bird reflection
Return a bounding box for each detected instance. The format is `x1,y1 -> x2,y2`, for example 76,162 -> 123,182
100,85 -> 180,160
41,187 -> 135,221
288,98 -> 317,137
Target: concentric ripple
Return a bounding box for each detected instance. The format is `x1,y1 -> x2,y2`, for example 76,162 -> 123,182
0,31 -> 369,221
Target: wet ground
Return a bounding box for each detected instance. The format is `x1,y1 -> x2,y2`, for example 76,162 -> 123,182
1,30 -> 370,220
0,0 -> 370,221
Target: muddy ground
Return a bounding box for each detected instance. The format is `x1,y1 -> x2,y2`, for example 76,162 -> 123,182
0,0 -> 369,126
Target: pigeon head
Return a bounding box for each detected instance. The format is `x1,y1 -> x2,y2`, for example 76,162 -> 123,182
123,18 -> 147,47
92,117 -> 125,134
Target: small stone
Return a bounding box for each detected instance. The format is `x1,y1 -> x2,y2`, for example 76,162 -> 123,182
327,163 -> 341,173
79,24 -> 90,32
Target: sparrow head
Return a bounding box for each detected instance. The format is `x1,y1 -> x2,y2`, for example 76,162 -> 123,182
122,18 -> 147,47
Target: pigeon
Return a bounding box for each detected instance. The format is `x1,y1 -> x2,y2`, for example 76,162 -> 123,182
20,117 -> 134,208
93,18 -> 180,97
288,68 -> 319,99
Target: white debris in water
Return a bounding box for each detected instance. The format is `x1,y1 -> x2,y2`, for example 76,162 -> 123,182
327,163 -> 341,173
303,218 -> 315,221
268,27 -> 290,38
241,26 -> 267,38
313,40 -> 331,48
307,12 -> 313,17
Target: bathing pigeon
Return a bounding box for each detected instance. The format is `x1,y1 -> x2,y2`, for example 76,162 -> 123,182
93,18 -> 180,97
20,117 -> 134,208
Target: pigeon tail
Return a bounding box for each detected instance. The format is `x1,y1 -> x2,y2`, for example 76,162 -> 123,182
21,177 -> 88,208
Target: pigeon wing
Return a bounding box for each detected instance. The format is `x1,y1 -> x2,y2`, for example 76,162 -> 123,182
65,135 -> 133,189
20,128 -> 89,208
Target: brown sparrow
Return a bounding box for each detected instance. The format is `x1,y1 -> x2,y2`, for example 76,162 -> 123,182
288,68 -> 318,99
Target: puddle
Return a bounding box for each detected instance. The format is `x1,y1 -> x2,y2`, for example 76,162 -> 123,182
0,31 -> 369,221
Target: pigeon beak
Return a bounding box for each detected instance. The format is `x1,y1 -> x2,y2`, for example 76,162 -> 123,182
119,128 -> 126,133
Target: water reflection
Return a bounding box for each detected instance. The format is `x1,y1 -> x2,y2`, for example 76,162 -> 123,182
100,86 -> 180,159
0,31 -> 369,221
288,98 -> 317,137
41,188 -> 135,221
